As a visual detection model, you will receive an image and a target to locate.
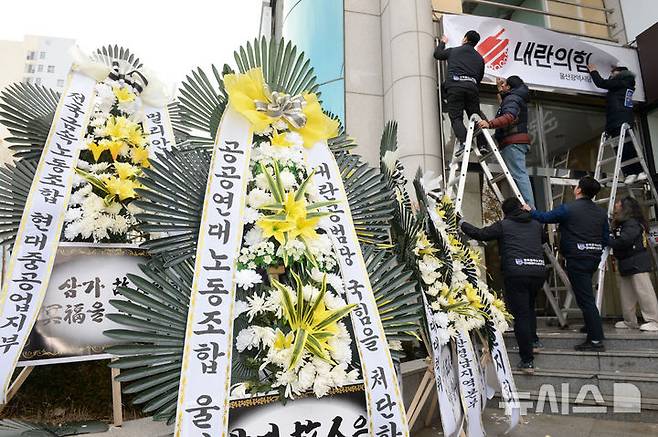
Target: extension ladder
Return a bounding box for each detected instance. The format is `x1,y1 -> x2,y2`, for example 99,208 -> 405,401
593,123 -> 658,310
445,114 -> 572,326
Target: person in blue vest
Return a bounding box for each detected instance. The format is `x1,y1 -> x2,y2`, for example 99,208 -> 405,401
477,75 -> 535,208
524,176 -> 609,351
461,197 -> 546,373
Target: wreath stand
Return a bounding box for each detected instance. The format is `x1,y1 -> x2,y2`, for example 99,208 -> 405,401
0,362 -> 124,426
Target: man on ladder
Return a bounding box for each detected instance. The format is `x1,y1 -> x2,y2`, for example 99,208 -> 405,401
588,64 -> 642,183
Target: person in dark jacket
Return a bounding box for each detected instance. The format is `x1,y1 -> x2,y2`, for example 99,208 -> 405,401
461,197 -> 546,373
478,75 -> 535,207
587,65 -> 643,183
434,30 -> 487,157
609,196 -> 658,331
525,176 -> 609,351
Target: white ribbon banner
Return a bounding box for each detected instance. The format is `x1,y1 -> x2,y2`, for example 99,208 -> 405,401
490,330 -> 520,433
456,330 -> 486,437
307,143 -> 409,437
174,106 -> 252,437
0,71 -> 96,402
422,294 -> 464,437
143,105 -> 176,155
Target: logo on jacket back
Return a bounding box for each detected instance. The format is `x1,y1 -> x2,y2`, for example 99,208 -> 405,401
476,28 -> 509,70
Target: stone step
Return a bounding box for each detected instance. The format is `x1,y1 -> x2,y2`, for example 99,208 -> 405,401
504,327 -> 658,351
511,367 -> 658,398
506,348 -> 658,374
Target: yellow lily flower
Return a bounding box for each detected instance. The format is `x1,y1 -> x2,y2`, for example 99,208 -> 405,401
293,93 -> 339,148
114,162 -> 140,180
282,193 -> 306,221
131,146 -> 151,168
87,141 -> 107,161
104,116 -> 131,140
104,139 -> 128,161
273,329 -> 295,351
257,217 -> 294,245
415,231 -> 438,256
113,86 -> 136,103
270,131 -> 293,148
126,123 -> 147,147
289,214 -> 320,242
464,284 -> 483,310
104,176 -> 139,201
223,67 -> 273,133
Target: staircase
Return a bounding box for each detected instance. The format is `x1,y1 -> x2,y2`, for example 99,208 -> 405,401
503,324 -> 658,422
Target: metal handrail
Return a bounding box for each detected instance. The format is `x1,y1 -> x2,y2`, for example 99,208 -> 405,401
462,0 -> 615,28
547,0 -> 613,14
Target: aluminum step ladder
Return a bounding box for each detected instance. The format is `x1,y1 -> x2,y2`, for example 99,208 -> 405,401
446,114 -> 569,326
592,123 -> 658,311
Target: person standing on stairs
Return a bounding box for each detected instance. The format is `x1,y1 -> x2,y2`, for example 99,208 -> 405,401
460,197 -> 547,374
524,176 -> 608,351
587,64 -> 643,184
609,196 -> 658,332
477,75 -> 535,208
434,30 -> 489,158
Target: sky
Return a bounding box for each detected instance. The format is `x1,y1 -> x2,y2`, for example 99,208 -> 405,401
0,0 -> 263,88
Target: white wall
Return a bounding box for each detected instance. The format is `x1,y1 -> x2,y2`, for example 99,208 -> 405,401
620,0 -> 658,42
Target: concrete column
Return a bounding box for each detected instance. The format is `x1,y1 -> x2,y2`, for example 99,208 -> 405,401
344,0 -> 385,166
381,0 -> 442,182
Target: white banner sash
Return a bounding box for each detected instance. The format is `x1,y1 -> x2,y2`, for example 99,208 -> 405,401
490,330 -> 520,433
174,106 -> 252,437
307,143 -> 409,437
143,104 -> 176,154
0,71 -> 96,402
456,330 -> 486,437
422,294 -> 464,437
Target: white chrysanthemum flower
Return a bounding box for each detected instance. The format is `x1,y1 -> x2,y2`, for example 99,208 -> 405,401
236,269 -> 262,290
243,207 -> 261,224
325,273 -> 345,297
279,170 -> 297,190
247,188 -> 272,209
285,131 -> 304,148
388,340 -> 403,351
254,172 -> 269,190
244,227 -> 264,247
328,336 -> 352,363
245,293 -> 267,321
235,327 -> 257,352
294,361 -> 316,393
433,311 -> 450,328
302,284 -> 321,302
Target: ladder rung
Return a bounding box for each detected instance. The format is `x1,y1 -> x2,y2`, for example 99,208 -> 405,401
478,152 -> 493,162
594,197 -> 609,204
599,156 -> 618,166
490,173 -> 507,184
641,199 -> 657,206
621,157 -> 641,166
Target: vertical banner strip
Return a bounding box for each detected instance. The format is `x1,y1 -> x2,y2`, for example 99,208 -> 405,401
143,104 -> 176,155
175,107 -> 252,437
491,330 -> 520,432
421,294 -> 464,437
307,143 -> 409,437
456,330 -> 486,437
0,71 -> 97,402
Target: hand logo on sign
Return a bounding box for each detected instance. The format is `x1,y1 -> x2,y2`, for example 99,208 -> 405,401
477,28 -> 510,70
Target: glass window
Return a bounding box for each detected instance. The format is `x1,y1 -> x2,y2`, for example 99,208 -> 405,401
540,103 -> 606,172
35,78 -> 42,85
26,51 -> 36,60
37,65 -> 43,72
47,65 -> 55,73
57,79 -> 65,87
39,51 -> 46,59
26,64 -> 36,74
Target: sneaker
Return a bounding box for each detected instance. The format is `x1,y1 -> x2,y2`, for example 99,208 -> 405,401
516,360 -> 535,375
477,144 -> 491,155
637,172 -> 648,182
453,142 -> 466,160
640,322 -> 658,332
574,340 -> 605,352
615,320 -> 639,329
532,340 -> 544,353
624,174 -> 638,185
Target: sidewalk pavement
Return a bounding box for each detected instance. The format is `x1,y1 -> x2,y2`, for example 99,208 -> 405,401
417,408 -> 658,437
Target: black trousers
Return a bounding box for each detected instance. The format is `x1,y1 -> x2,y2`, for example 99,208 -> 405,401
445,85 -> 486,146
504,275 -> 543,363
608,124 -> 643,176
566,258 -> 605,342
